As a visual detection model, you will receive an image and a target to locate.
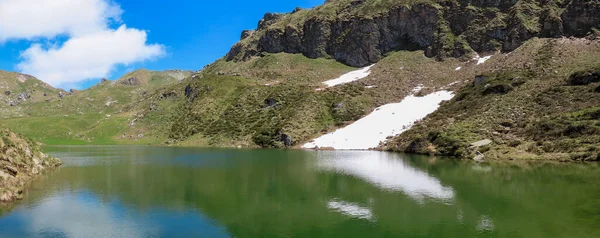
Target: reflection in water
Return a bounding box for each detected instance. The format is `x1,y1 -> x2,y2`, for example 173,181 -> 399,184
327,199 -> 374,221
23,192 -> 152,237
316,151 -> 454,202
1,146 -> 599,238
476,215 -> 495,232
2,191 -> 231,237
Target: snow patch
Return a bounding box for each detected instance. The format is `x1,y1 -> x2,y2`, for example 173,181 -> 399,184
303,89 -> 454,150
327,199 -> 374,221
322,65 -> 374,87
365,85 -> 377,89
474,55 -> 492,65
455,67 -> 462,71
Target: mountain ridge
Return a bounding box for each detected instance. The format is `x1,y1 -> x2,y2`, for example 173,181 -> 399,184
227,0 -> 600,67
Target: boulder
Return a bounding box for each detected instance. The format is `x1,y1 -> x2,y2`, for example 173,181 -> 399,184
280,134 -> 293,147
4,91 -> 10,96
470,139 -> 493,148
568,69 -> 600,85
264,98 -> 278,108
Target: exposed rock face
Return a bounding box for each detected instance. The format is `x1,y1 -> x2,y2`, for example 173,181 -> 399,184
121,77 -> 141,86
0,128 -> 61,203
241,30 -> 255,40
227,0 -> 600,67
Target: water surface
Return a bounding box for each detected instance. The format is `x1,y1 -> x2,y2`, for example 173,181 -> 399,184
1,146 -> 599,237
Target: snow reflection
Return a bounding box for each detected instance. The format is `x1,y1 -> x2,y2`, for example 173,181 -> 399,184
317,151 -> 454,202
327,199 -> 374,221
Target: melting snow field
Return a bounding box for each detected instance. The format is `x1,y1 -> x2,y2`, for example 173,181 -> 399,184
302,90 -> 455,150
322,65 -> 375,87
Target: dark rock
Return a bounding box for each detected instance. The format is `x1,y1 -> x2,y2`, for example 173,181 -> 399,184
258,13 -> 284,30
101,78 -> 109,83
482,84 -> 513,95
241,30 -> 255,40
595,85 -> 600,93
58,92 -> 64,99
568,69 -> 600,85
474,75 -> 487,86
280,134 -> 293,147
43,92 -> 47,97
69,89 -> 77,94
184,85 -> 198,102
292,7 -> 302,14
350,0 -> 365,6
4,165 -> 18,176
162,91 -> 178,99
4,91 -> 10,96
562,0 -> 600,36
264,98 -> 278,108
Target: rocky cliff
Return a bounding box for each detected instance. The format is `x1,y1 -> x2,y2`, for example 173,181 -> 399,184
227,0 -> 600,67
0,128 -> 61,202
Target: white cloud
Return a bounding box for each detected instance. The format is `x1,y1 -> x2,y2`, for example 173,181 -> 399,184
18,25 -> 164,87
0,0 -> 165,87
0,0 -> 122,41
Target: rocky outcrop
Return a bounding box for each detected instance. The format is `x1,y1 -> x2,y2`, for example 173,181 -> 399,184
227,0 -> 600,67
0,128 -> 61,203
121,77 -> 141,86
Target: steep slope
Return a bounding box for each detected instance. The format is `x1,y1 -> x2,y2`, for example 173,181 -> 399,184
0,128 -> 61,203
382,38 -> 600,161
228,0 -> 600,67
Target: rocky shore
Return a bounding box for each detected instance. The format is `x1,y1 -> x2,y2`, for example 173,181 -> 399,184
0,128 -> 61,203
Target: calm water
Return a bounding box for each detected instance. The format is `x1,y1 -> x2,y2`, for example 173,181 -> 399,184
0,146 -> 599,238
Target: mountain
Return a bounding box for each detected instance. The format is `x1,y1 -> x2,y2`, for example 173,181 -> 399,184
0,69 -> 193,145
0,70 -> 63,117
227,0 -> 600,67
0,0 -> 599,161
382,38 -> 600,161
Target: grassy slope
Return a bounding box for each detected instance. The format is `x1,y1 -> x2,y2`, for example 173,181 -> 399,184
0,70 -> 62,118
383,38 -> 600,161
0,70 -> 191,145
130,51 -> 487,148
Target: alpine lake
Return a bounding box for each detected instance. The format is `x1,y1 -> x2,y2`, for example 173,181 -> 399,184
0,146 -> 598,237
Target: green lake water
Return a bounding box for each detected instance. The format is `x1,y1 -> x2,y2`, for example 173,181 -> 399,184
0,146 -> 599,237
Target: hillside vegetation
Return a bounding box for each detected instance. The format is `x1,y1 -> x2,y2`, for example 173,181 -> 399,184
383,38 -> 600,161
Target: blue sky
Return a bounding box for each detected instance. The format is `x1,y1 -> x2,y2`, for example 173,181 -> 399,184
0,0 -> 324,89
